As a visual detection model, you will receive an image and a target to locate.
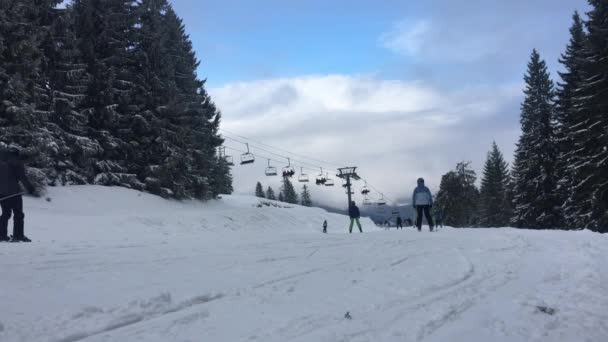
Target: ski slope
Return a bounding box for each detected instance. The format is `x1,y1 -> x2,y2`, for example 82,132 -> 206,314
1,186 -> 607,342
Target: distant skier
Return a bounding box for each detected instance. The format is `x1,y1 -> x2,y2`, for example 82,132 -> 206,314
323,219 -> 327,233
396,216 -> 403,229
412,178 -> 434,232
0,146 -> 36,242
348,201 -> 363,233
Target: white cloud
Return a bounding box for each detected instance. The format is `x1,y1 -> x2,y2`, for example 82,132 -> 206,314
210,75 -> 521,209
379,19 -> 431,56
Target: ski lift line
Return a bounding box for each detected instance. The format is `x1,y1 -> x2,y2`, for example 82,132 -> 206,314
219,128 -> 352,169
222,145 -> 332,174
221,138 -> 342,175
223,145 -> 332,175
219,128 -> 350,168
222,139 -> 397,204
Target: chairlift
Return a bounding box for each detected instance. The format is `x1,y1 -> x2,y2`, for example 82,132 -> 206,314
361,182 -> 370,195
363,198 -> 372,205
225,155 -> 234,166
265,159 -> 277,176
316,167 -> 327,185
219,147 -> 234,166
298,167 -> 309,183
377,193 -> 386,206
240,143 -> 255,165
282,158 -> 295,178
324,173 -> 335,187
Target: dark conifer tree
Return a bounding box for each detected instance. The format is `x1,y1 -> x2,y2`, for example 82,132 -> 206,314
479,142 -> 511,227
301,184 -> 312,207
278,192 -> 285,203
435,162 -> 479,227
281,177 -> 298,204
555,12 -> 587,228
0,0 -> 64,188
564,2 -> 608,231
511,49 -> 560,229
266,186 -> 276,200
255,182 -> 265,198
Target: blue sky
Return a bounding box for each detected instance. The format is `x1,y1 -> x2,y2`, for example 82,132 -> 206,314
170,0 -> 589,206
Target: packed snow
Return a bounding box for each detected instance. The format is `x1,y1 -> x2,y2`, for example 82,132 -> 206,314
1,186 -> 607,342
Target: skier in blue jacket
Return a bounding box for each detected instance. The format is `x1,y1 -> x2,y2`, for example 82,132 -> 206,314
412,178 -> 434,232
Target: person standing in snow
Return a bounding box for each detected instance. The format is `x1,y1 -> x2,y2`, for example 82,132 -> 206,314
0,147 -> 36,242
348,201 -> 363,233
323,219 -> 328,233
396,216 -> 403,229
412,178 -> 434,232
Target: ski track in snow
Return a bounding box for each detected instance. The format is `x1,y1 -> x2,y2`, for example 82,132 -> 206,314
1,186 -> 607,342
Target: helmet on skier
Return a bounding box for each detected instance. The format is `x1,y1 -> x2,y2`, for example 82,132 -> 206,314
417,177 -> 424,185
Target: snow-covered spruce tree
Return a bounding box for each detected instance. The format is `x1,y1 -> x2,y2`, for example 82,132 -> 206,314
0,0 -> 66,189
134,1 -> 228,199
301,184 -> 312,207
478,142 -> 512,227
555,12 -> 587,229
278,192 -> 285,202
281,177 -> 298,204
511,49 -> 561,229
71,0 -> 142,190
39,6 -> 101,186
564,2 -> 608,231
266,186 -> 276,200
435,162 -> 479,228
255,182 -> 265,198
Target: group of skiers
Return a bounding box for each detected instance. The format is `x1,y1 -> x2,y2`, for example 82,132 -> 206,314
0,146 -> 35,242
324,177 -> 440,234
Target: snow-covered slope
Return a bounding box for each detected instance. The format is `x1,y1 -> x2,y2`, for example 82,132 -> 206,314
1,186 -> 607,342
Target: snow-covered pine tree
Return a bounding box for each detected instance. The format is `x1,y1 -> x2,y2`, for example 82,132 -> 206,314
41,6 -> 100,186
134,1 -> 228,199
301,184 -> 312,207
555,12 -> 587,229
278,192 -> 285,202
255,182 -> 265,198
281,177 -> 298,204
478,142 -> 511,227
564,2 -> 608,231
266,186 -> 276,200
71,0 -> 142,191
511,49 -> 560,229
0,0 -> 65,189
435,162 -> 479,227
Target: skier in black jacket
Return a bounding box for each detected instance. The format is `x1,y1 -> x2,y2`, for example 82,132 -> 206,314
0,147 -> 36,242
348,201 -> 363,233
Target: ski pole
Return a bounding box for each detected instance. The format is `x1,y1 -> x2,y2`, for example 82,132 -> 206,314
0,192 -> 25,202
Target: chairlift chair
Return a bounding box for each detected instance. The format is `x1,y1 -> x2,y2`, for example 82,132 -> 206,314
316,168 -> 327,185
265,159 -> 277,176
240,143 -> 255,165
298,167 -> 309,183
225,155 -> 234,166
282,158 -> 295,178
361,182 -> 370,195
363,198 -> 372,205
377,193 -> 386,206
324,173 -> 335,187
219,147 -> 234,166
